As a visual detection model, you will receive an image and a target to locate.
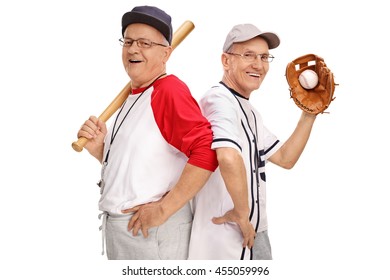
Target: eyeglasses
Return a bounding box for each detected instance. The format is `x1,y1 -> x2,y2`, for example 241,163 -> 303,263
226,52 -> 275,63
119,38 -> 168,49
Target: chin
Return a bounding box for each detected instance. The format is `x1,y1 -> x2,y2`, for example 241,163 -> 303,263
250,83 -> 261,91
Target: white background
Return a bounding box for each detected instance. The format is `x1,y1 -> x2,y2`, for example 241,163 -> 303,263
1,0 -> 389,279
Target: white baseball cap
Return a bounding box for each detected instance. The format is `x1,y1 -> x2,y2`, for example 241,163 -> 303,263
223,23 -> 280,52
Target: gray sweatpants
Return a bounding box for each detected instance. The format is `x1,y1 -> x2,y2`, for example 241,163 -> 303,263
253,230 -> 272,260
105,203 -> 192,260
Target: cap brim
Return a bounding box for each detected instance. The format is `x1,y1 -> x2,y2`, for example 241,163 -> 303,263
259,32 -> 280,49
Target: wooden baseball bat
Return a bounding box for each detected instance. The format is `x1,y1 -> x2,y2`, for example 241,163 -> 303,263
72,20 -> 195,152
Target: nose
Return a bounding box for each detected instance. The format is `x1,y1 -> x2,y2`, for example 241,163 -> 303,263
252,57 -> 264,69
126,42 -> 139,54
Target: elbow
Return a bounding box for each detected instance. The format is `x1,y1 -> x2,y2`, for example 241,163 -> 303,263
270,149 -> 299,170
216,148 -> 243,169
276,158 -> 297,170
217,153 -> 238,169
282,162 -> 295,170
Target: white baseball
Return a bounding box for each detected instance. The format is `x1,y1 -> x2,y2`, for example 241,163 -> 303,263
298,69 -> 319,89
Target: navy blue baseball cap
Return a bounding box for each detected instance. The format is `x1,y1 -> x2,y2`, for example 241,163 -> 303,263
121,6 -> 173,44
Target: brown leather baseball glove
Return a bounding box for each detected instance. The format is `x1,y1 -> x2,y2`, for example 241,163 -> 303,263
286,54 -> 337,115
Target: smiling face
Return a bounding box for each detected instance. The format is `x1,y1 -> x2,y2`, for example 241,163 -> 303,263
122,23 -> 172,88
221,37 -> 270,98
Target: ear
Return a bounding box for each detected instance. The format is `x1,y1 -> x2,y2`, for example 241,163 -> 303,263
221,53 -> 230,70
162,46 -> 173,63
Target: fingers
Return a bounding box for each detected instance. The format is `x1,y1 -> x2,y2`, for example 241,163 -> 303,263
123,201 -> 165,239
141,226 -> 149,238
212,215 -> 228,225
248,234 -> 255,249
122,205 -> 141,214
127,211 -> 140,232
132,220 -> 142,237
241,226 -> 256,249
97,118 -> 108,135
77,116 -> 100,139
213,211 -> 255,249
77,116 -> 107,139
239,221 -> 256,249
242,236 -> 254,249
131,219 -> 149,238
124,206 -> 149,238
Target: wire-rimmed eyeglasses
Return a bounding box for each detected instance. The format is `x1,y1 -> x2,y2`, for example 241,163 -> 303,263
226,52 -> 275,63
119,38 -> 168,49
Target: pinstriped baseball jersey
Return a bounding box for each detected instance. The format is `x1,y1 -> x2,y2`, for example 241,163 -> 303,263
98,75 -> 218,215
189,82 -> 282,260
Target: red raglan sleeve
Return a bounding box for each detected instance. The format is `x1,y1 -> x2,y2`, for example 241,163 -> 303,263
151,75 -> 218,172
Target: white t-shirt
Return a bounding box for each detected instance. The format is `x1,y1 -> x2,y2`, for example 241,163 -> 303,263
189,82 -> 282,260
